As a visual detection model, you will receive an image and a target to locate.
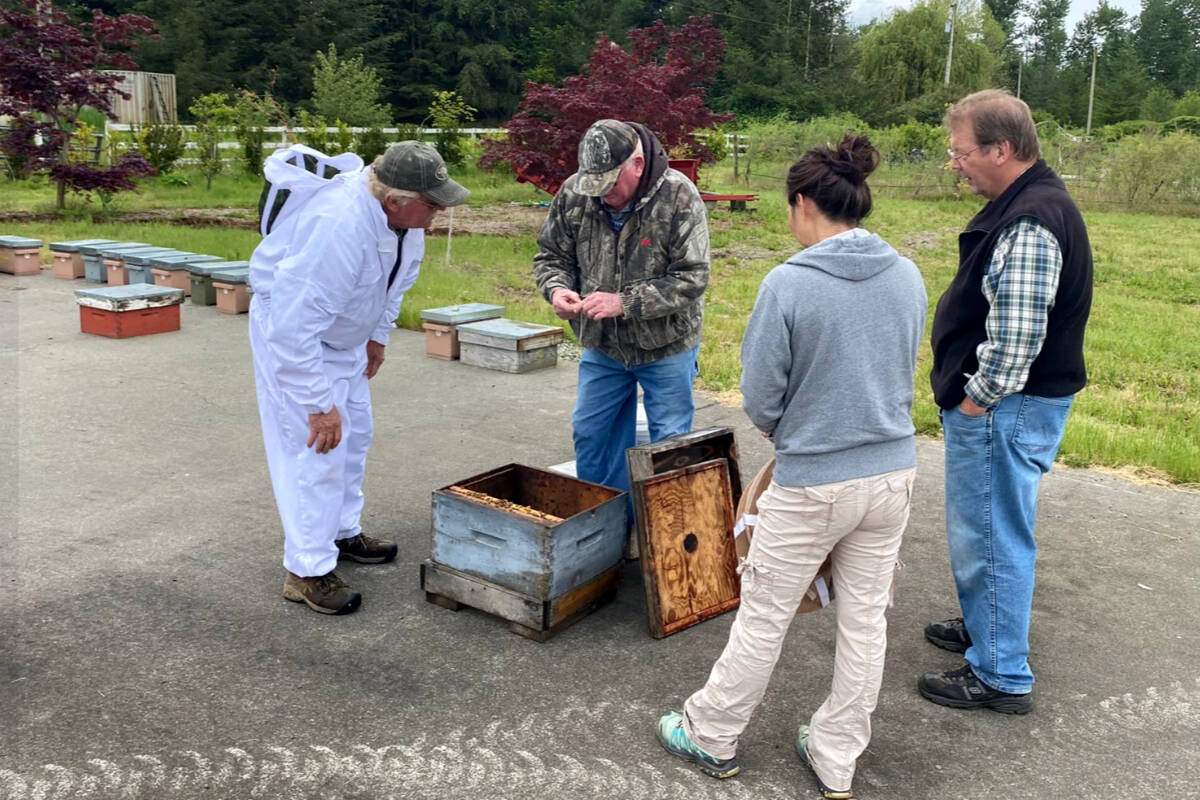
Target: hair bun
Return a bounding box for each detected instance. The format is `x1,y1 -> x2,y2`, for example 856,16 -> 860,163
832,133 -> 880,183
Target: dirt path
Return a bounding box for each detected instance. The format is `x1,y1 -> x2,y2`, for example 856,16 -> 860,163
0,203 -> 552,236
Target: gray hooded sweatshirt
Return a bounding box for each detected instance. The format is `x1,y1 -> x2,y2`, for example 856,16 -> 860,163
740,228 -> 927,487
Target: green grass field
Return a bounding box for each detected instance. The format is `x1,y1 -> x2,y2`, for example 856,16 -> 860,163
5,165 -> 1198,485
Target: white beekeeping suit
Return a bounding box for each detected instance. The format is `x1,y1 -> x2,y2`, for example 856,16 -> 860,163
249,148 -> 425,579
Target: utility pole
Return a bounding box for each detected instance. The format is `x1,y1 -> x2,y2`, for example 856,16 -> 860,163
944,1 -> 958,86
1086,46 -> 1097,136
804,0 -> 814,80
1016,51 -> 1023,98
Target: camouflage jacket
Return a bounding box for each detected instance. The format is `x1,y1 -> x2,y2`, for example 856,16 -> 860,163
532,168 -> 710,365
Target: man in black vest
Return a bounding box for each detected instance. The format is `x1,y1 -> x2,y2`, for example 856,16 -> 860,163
919,90 -> 1093,714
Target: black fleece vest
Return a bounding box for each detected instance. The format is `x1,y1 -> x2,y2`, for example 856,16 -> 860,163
930,160 -> 1093,409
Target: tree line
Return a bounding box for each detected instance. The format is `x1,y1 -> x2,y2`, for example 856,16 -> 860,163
40,0 -> 1200,129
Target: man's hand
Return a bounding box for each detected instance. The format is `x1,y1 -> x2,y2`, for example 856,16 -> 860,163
958,395 -> 989,416
581,291 -> 624,320
307,406 -> 342,454
551,288 -> 583,320
365,340 -> 386,379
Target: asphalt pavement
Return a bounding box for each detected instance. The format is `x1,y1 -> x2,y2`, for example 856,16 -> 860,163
3,270 -> 1198,800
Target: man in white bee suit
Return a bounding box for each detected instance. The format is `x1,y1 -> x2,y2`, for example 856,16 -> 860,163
250,141 -> 468,615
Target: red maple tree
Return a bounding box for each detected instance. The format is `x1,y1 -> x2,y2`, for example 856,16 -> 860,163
0,0 -> 157,208
479,16 -> 732,195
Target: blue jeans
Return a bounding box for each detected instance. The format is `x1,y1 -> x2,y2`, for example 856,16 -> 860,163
942,392 -> 1074,694
573,345 -> 700,510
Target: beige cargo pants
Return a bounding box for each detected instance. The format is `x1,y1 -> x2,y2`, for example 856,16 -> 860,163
683,467 -> 915,792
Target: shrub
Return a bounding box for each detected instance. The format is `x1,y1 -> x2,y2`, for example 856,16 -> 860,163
295,110 -> 328,152
428,91 -> 475,167
1162,116 -> 1200,137
1105,131 -> 1200,206
356,124 -> 388,162
137,122 -> 186,174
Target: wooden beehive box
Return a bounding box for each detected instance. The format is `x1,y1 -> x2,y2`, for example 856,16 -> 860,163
419,303 -> 504,360
0,236 -> 43,275
633,459 -> 741,639
80,242 -> 150,283
124,248 -> 186,285
425,463 -> 627,639
49,239 -> 116,280
211,267 -> 252,314
456,318 -> 564,373
187,260 -> 247,305
74,284 -> 184,339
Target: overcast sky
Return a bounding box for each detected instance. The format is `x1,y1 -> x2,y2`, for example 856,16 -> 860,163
846,0 -> 1145,33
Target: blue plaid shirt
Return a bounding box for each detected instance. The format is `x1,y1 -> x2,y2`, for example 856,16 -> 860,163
964,216 -> 1063,408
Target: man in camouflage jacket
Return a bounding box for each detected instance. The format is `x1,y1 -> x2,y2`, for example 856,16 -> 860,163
533,119 -> 711,513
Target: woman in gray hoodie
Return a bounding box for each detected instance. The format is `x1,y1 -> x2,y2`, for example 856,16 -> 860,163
657,134 -> 927,799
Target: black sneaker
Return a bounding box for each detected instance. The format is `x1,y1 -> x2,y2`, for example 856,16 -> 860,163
918,662 -> 1032,714
336,533 -> 398,564
924,617 -> 972,653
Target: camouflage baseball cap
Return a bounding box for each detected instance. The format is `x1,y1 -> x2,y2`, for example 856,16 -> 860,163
375,141 -> 469,207
575,120 -> 639,196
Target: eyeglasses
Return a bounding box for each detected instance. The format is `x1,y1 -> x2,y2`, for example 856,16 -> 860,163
413,195 -> 445,211
947,145 -> 983,163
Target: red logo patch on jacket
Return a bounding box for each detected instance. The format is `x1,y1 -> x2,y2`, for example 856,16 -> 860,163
640,237 -> 651,246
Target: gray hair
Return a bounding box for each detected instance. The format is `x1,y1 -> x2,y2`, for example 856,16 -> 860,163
944,89 -> 1040,161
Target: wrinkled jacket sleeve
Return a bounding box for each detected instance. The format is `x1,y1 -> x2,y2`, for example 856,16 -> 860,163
533,190 -> 580,302
372,230 -> 426,346
265,213 -> 363,414
739,281 -> 791,436
620,184 -> 710,320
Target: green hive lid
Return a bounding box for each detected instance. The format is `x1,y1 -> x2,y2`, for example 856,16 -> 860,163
456,318 -> 563,340
122,248 -> 188,266
95,243 -> 155,258
74,284 -> 184,310
211,266 -> 251,283
188,260 -> 249,276
420,303 -> 505,325
49,238 -> 117,253
148,253 -> 223,268
79,240 -> 146,256
0,236 -> 43,248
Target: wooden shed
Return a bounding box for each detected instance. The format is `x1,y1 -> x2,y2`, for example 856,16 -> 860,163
102,71 -> 177,124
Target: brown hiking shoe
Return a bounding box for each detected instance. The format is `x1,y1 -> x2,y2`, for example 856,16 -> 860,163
336,533 -> 398,564
283,570 -> 362,615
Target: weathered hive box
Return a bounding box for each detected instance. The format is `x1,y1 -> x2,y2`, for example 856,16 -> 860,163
145,253 -> 207,295
50,239 -> 116,279
74,284 -> 184,339
187,260 -> 248,305
124,248 -> 186,285
100,244 -> 160,286
456,318 -> 564,373
0,236 -> 43,275
212,267 -> 252,314
431,464 -> 627,598
425,464 -> 627,640
419,303 -> 505,360
81,241 -> 149,283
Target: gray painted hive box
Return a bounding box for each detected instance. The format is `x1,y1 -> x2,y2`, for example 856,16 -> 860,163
80,241 -> 150,282
456,318 -> 564,373
431,463 -> 627,600
49,238 -> 117,254
123,249 -> 186,284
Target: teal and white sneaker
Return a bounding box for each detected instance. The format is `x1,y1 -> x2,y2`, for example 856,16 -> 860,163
656,711 -> 742,779
796,725 -> 853,799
